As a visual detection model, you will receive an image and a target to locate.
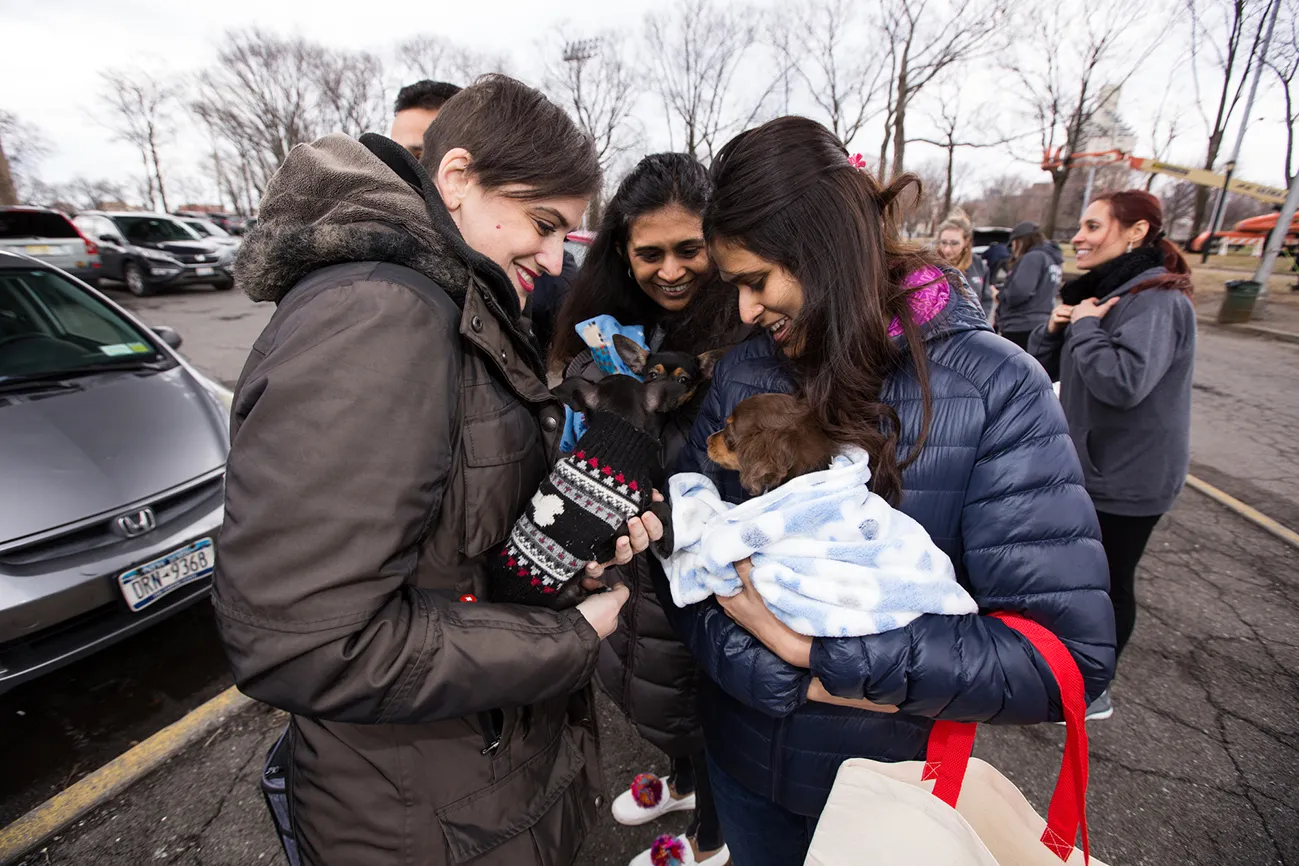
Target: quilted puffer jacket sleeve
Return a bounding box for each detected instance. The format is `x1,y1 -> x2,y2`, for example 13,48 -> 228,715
809,352 -> 1115,723
656,351 -> 812,717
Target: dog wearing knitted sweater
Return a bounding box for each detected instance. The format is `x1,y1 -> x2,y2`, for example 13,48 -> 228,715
489,338 -> 720,609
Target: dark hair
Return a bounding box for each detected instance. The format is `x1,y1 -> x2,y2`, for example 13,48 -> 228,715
704,116 -> 937,505
549,152 -> 740,372
394,80 -> 462,114
1092,190 -> 1193,296
1012,230 -> 1047,260
421,74 -> 601,202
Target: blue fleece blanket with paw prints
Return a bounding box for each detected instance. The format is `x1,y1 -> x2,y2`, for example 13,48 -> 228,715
659,447 -> 978,637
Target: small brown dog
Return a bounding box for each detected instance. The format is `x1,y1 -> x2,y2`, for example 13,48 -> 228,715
707,393 -> 837,495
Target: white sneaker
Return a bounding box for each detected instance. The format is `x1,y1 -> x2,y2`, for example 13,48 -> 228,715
611,774 -> 696,827
629,834 -> 730,866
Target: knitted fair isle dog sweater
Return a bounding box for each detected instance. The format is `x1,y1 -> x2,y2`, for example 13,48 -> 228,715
490,411 -> 659,607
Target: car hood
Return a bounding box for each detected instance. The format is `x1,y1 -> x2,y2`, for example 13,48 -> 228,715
147,239 -> 225,258
0,367 -> 228,545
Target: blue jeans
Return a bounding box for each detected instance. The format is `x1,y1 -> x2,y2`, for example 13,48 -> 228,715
707,754 -> 819,866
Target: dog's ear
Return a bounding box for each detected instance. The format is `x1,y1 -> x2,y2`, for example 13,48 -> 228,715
612,334 -> 650,375
696,348 -> 727,381
641,379 -> 685,415
735,421 -> 799,495
552,377 -> 601,413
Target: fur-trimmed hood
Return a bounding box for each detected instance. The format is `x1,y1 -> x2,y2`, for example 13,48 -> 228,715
235,133 -> 517,315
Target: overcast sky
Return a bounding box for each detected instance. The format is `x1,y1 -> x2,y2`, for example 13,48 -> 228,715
2,0 -> 1291,206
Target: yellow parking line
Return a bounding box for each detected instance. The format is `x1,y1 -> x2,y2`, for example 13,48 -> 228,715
1186,474 -> 1299,550
0,686 -> 255,865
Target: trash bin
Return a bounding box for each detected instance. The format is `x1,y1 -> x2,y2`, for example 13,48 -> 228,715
1217,279 -> 1262,324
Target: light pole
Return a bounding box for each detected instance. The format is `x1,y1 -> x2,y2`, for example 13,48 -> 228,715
1201,0 -> 1281,263
1250,174 -> 1299,318
562,38 -> 600,227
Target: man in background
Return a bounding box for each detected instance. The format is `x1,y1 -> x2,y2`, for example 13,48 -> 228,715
390,80 -> 461,159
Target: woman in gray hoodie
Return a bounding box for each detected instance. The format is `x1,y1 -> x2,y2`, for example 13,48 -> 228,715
998,220 -> 1064,348
1029,190 -> 1196,721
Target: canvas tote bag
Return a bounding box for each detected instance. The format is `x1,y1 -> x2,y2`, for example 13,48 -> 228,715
805,612 -> 1107,866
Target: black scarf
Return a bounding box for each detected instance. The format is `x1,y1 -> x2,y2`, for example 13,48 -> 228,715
1061,246 -> 1165,306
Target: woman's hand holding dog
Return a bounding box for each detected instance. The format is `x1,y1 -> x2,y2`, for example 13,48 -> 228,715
721,559 -> 899,714
576,491 -> 667,640
719,558 -> 814,668
583,490 -> 667,580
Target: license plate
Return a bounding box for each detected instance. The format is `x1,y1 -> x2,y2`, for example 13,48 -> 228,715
195,266 -> 215,276
118,538 -> 215,612
25,245 -> 54,255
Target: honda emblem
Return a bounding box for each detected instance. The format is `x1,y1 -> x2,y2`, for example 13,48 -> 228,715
115,508 -> 157,538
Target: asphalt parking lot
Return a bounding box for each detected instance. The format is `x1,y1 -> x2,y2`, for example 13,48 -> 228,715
4,281 -> 1298,865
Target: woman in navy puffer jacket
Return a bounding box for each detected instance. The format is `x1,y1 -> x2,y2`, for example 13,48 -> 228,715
654,117 -> 1115,865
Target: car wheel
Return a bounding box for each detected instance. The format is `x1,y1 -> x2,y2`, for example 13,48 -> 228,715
124,262 -> 153,297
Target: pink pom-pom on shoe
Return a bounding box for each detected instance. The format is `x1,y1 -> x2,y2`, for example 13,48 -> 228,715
650,834 -> 687,866
629,773 -> 664,808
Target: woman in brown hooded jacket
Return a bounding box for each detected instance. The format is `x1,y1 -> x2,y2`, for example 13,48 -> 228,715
215,75 -> 662,866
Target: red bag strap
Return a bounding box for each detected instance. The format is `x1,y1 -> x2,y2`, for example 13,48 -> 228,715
922,612 -> 1092,864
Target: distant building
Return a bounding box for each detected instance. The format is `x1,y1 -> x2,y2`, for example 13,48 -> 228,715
1083,85 -> 1137,155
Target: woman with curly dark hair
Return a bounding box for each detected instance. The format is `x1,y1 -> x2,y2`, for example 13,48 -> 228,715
551,153 -> 745,866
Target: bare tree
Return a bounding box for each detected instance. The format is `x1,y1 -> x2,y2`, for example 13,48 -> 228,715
194,30 -> 328,199
0,111 -> 49,205
314,49 -> 389,137
0,138 -> 16,206
100,69 -> 177,212
1186,0 -> 1272,233
66,177 -> 134,210
396,35 -> 509,84
880,0 -> 1008,177
645,0 -> 779,162
543,32 -> 640,223
1144,67 -> 1190,189
906,159 -> 951,235
1268,0 -> 1299,185
1160,180 -> 1200,236
908,88 -> 1022,216
773,0 -> 891,146
1009,0 -> 1154,235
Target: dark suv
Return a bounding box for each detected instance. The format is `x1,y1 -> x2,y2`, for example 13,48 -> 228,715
72,212 -> 234,296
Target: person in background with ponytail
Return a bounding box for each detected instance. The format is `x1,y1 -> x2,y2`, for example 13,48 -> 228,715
1029,190 -> 1196,721
999,220 -> 1063,348
935,216 -> 994,322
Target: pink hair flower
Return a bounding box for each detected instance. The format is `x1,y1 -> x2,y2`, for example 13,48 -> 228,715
848,153 -> 867,169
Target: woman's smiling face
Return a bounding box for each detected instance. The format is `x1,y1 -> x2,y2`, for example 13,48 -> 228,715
435,147 -> 589,308
626,204 -> 710,312
711,238 -> 805,348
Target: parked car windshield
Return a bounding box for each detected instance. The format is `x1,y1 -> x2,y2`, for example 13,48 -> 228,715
114,216 -> 201,244
0,268 -> 165,380
0,211 -> 79,240
183,219 -> 231,239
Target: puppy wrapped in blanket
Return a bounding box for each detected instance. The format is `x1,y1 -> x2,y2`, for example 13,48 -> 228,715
659,394 -> 977,637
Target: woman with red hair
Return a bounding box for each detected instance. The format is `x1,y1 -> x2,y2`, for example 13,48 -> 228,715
1029,189 -> 1196,720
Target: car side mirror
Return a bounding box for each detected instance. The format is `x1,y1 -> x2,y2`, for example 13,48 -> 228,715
152,326 -> 183,350
99,234 -> 122,246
